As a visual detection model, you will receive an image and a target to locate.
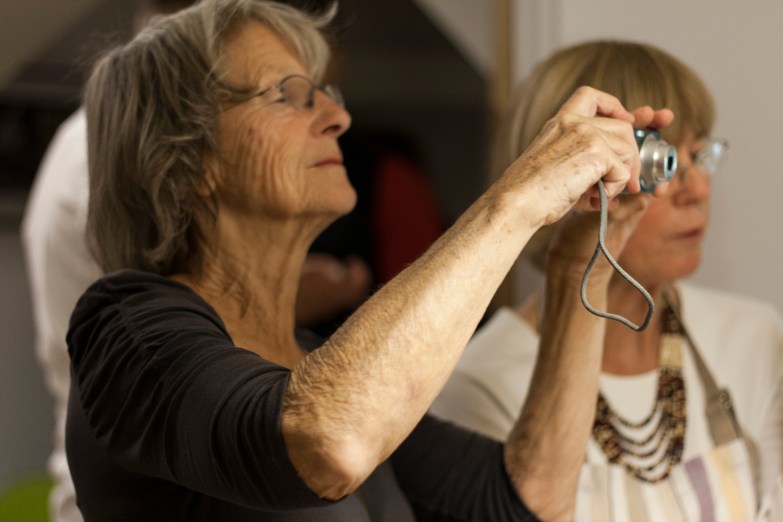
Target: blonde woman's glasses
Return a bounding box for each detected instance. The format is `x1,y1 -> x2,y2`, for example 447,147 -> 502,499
673,137 -> 728,185
692,137 -> 729,176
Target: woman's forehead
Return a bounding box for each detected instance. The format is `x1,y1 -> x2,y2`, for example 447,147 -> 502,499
675,127 -> 708,147
222,21 -> 306,85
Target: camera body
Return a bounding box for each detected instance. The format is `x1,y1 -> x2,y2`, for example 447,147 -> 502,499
635,128 -> 677,192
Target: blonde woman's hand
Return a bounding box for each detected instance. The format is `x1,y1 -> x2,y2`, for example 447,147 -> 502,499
545,195 -> 651,279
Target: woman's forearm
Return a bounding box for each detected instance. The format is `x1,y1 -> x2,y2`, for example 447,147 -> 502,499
503,264 -> 609,521
284,186 -> 541,498
283,86 -> 640,499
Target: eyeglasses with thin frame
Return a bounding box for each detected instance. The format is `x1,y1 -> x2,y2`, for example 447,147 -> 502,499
253,74 -> 344,112
694,137 -> 729,176
677,136 -> 729,181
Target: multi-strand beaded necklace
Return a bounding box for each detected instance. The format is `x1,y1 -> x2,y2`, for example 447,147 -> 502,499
592,305 -> 686,483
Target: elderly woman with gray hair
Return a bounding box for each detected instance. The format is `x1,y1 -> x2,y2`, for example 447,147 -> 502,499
66,1 -> 673,520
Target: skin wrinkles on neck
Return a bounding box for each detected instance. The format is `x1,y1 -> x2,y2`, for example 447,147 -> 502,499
172,206 -> 323,369
170,23 -> 352,370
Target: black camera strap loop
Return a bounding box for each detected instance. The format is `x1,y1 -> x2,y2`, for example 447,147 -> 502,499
579,180 -> 655,331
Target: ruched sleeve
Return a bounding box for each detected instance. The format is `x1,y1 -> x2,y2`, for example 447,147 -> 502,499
66,271 -> 330,512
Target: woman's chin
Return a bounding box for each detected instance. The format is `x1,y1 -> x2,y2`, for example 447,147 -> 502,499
330,186 -> 358,216
306,192 -> 357,225
665,255 -> 702,283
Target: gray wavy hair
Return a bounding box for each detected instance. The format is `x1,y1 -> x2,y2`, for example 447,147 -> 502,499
85,0 -> 336,275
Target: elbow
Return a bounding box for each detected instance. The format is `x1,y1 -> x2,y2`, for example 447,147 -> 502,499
308,441 -> 377,500
281,360 -> 385,500
504,451 -> 578,521
519,487 -> 576,522
283,421 -> 377,500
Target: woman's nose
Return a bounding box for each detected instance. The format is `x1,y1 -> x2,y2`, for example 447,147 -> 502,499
314,92 -> 351,138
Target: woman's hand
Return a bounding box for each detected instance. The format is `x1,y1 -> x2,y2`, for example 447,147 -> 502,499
545,104 -> 675,275
546,195 -> 651,277
495,86 -> 640,228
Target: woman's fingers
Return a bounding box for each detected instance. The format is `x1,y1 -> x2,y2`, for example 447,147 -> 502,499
555,192 -> 651,267
559,86 -> 635,122
540,93 -> 677,265
557,89 -> 640,193
631,106 -> 675,130
608,193 -> 651,222
598,124 -> 642,193
503,87 -> 677,226
652,181 -> 670,197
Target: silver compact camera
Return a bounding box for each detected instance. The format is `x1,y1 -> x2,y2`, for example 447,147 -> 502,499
635,129 -> 677,192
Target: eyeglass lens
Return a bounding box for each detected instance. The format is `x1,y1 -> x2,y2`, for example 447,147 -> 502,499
694,138 -> 728,176
281,76 -> 344,111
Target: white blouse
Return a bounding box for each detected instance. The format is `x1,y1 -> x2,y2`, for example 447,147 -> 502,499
430,283 -> 783,520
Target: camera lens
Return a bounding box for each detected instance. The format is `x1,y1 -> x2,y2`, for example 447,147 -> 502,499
636,130 -> 677,192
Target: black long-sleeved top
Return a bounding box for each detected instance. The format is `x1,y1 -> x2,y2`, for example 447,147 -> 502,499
66,270 -> 537,521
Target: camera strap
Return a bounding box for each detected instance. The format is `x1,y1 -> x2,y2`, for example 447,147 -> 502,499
579,179 -> 654,331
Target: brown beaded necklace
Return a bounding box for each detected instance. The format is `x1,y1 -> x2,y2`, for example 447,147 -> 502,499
591,305 -> 686,483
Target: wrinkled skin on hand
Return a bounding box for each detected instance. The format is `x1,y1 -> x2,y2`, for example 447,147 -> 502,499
546,104 -> 675,272
495,87 -> 639,229
496,88 -> 675,238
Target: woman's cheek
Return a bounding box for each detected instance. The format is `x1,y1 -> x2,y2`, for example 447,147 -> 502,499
616,215 -> 662,279
249,132 -> 309,216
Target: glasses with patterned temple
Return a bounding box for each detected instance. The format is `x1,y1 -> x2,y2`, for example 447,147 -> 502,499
254,74 -> 344,112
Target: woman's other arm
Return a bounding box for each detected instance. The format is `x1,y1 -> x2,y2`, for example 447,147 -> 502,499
501,105 -> 673,520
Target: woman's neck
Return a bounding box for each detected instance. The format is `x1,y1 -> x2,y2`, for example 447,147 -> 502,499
519,275 -> 671,376
601,274 -> 666,375
173,211 -> 324,368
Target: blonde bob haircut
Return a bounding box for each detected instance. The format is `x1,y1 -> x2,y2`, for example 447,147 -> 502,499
85,0 -> 336,275
494,40 -> 716,270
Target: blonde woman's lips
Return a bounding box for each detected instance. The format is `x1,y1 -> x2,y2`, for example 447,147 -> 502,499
675,227 -> 704,241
